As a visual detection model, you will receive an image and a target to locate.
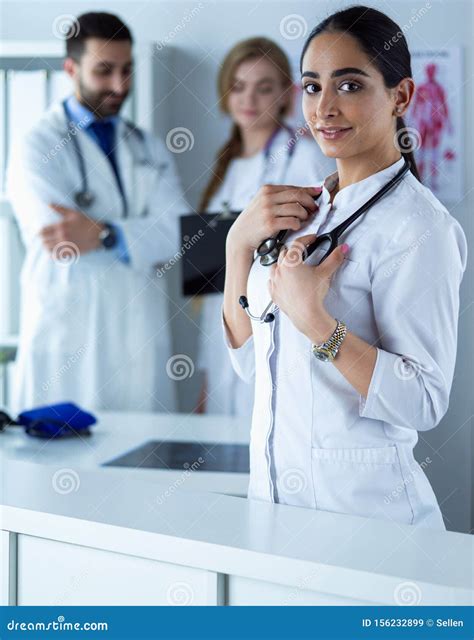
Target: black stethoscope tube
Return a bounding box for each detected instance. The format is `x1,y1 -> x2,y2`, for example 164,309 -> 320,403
62,99 -> 95,209
241,159 -> 411,323
256,159 -> 411,267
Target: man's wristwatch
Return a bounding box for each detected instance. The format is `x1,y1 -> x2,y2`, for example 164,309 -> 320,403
98,223 -> 118,250
311,319 -> 347,362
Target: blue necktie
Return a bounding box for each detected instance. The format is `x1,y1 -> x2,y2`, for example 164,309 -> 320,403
88,120 -> 127,210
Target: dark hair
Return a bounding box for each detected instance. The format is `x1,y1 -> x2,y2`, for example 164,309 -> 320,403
300,5 -> 421,181
66,12 -> 133,61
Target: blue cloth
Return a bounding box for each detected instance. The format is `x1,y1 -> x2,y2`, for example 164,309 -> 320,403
18,402 -> 96,438
65,95 -> 130,263
113,227 -> 130,263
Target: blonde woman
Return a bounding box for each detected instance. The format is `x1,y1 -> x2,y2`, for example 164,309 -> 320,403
196,37 -> 334,416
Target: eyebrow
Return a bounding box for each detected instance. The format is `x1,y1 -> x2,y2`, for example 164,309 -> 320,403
301,67 -> 370,79
94,61 -> 133,68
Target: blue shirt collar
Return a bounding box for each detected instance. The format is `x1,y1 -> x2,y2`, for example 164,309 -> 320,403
65,94 -> 119,129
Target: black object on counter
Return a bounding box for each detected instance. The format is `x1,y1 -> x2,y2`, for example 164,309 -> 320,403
103,440 -> 249,473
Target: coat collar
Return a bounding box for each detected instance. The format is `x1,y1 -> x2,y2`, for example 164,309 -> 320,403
64,94 -> 119,131
318,156 -> 407,220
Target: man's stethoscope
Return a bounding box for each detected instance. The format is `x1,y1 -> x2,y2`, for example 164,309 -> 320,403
239,158 -> 411,323
62,100 -> 168,214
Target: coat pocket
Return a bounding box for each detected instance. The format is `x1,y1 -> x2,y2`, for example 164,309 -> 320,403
311,445 -> 415,525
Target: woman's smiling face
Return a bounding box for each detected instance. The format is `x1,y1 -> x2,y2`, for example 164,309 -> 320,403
301,31 -> 405,161
226,57 -> 289,131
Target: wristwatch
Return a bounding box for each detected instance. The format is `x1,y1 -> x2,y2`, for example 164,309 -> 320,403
98,223 -> 118,250
312,319 -> 347,362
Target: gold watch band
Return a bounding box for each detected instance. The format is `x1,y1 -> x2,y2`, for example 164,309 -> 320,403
312,319 -> 347,362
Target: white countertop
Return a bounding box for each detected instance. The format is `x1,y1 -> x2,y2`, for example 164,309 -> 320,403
1,411 -> 472,605
0,411 -> 251,496
1,458 -> 473,605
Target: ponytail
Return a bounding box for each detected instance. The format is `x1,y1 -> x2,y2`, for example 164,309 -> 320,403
199,124 -> 242,212
395,116 -> 422,182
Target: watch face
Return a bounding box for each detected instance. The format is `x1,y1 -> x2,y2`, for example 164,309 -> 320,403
102,233 -> 116,249
313,347 -> 331,362
100,225 -> 117,249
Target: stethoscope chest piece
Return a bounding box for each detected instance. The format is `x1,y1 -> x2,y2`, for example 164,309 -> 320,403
257,232 -> 287,266
260,253 -> 278,267
243,159 -> 411,323
74,190 -> 95,209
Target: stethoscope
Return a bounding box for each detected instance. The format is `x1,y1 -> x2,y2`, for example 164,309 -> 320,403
62,100 -> 166,215
239,158 -> 411,323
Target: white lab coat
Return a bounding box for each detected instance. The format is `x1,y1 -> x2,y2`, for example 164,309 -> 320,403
198,128 -> 335,416
223,156 -> 467,529
7,102 -> 188,413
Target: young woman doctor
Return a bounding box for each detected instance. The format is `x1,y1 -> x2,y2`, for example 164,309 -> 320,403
223,6 -> 467,529
196,37 -> 334,416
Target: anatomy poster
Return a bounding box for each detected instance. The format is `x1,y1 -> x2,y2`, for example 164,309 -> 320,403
407,48 -> 463,203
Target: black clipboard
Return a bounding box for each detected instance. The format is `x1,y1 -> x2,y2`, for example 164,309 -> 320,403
180,211 -> 241,296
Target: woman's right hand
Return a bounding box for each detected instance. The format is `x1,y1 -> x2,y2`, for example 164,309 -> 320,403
226,184 -> 322,255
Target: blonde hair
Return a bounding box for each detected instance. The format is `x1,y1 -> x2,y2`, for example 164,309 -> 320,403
199,37 -> 294,212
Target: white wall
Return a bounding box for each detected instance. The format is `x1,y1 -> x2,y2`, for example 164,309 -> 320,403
0,0 -> 472,533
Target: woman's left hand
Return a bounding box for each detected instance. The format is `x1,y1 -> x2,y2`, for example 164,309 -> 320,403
268,234 -> 349,343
